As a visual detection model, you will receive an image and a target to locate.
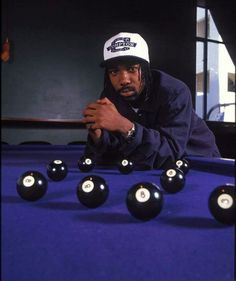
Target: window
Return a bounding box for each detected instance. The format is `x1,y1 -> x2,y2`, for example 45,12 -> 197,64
196,6 -> 235,122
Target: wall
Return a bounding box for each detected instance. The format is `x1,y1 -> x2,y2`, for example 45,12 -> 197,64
1,0 -> 196,144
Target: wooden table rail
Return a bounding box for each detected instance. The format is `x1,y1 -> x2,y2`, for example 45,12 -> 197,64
1,117 -> 86,129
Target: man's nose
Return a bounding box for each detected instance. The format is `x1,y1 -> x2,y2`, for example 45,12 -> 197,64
119,71 -> 131,86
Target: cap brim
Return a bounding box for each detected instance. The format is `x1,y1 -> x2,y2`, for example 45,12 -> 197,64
100,56 -> 148,68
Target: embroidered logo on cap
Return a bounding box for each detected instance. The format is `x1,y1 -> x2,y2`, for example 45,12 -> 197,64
107,37 -> 137,53
101,32 -> 150,66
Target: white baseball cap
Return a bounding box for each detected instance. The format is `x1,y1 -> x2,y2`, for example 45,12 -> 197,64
101,32 -> 150,67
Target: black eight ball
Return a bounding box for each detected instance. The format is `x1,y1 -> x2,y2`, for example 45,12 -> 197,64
16,170 -> 48,201
160,168 -> 185,193
78,155 -> 95,172
208,184 -> 235,225
47,160 -> 68,181
76,175 -> 109,208
118,159 -> 134,174
126,182 -> 164,221
175,159 -> 189,175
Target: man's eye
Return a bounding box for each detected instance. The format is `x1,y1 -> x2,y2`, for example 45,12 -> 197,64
108,70 -> 118,75
128,66 -> 138,72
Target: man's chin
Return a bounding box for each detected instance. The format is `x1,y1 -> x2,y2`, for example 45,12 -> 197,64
120,92 -> 139,101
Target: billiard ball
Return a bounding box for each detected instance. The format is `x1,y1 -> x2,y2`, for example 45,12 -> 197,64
118,158 -> 134,174
126,182 -> 163,221
78,155 -> 95,172
76,175 -> 109,208
16,170 -> 48,201
47,160 -> 68,181
208,184 -> 235,225
160,168 -> 185,193
175,159 -> 189,175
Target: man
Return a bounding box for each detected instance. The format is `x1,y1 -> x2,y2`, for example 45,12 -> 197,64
81,32 -> 220,169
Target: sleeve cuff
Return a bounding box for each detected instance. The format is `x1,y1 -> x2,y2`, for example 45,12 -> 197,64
121,122 -> 142,154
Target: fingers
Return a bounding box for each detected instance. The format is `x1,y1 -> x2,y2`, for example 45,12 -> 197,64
82,98 -> 114,131
81,115 -> 96,124
86,123 -> 95,130
82,102 -> 106,121
86,97 -> 112,108
83,108 -> 95,117
85,102 -> 99,110
84,98 -> 113,114
86,122 -> 100,130
83,101 -> 104,116
81,114 -> 101,130
83,121 -> 95,130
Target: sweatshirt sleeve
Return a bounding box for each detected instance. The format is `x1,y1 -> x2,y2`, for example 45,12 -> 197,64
84,130 -> 124,160
85,83 -> 193,169
118,83 -> 193,169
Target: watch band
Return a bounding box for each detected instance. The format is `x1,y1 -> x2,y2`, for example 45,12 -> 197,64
126,123 -> 136,139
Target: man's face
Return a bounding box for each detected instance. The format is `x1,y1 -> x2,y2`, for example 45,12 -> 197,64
107,63 -> 145,101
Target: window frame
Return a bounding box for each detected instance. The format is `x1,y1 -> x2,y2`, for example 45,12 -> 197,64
195,4 -> 235,122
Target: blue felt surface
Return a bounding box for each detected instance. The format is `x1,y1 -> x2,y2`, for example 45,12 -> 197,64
1,146 -> 235,281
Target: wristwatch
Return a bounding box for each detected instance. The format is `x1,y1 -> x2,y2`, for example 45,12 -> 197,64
126,123 -> 136,139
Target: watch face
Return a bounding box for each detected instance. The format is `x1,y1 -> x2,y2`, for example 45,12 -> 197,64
127,124 -> 135,138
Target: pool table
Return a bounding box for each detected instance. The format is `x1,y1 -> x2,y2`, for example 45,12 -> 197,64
1,144 -> 235,281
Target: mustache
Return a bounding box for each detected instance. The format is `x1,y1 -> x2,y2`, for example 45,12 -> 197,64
118,86 -> 135,94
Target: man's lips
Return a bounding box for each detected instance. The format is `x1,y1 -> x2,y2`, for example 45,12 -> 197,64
119,87 -> 135,95
120,91 -> 134,96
